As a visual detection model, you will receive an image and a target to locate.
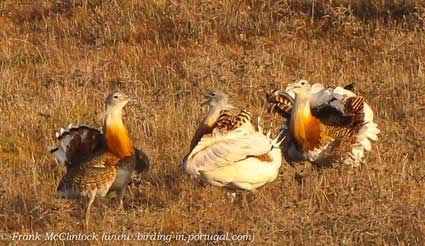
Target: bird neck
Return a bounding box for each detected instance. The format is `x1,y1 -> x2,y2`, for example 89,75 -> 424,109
290,94 -> 321,150
103,109 -> 134,159
189,106 -> 221,151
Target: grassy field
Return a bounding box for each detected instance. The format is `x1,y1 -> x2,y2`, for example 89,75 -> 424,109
1,0 -> 425,245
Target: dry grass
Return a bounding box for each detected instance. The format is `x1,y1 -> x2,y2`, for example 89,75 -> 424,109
1,0 -> 425,245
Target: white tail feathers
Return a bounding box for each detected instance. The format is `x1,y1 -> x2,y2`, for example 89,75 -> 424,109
274,131 -> 285,147
257,116 -> 282,147
49,146 -> 66,163
345,102 -> 380,166
257,116 -> 263,133
267,121 -> 273,139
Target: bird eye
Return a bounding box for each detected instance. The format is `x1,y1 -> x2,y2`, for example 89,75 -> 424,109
300,81 -> 306,86
113,95 -> 118,99
210,92 -> 216,97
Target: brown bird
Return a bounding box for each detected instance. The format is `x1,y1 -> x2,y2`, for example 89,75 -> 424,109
267,80 -> 379,167
49,92 -> 149,227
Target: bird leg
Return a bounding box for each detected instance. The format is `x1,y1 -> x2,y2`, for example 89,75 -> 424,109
226,191 -> 237,203
241,192 -> 249,210
84,191 -> 96,230
113,186 -> 127,211
226,190 -> 250,209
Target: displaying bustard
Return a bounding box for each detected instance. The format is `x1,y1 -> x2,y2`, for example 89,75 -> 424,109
184,90 -> 283,192
267,80 -> 380,167
49,92 -> 149,227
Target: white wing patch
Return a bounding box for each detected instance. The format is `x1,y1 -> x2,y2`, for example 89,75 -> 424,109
50,146 -> 66,163
186,130 -> 273,176
333,86 -> 380,166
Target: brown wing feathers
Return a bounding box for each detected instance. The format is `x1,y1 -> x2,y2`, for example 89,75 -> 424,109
57,153 -> 119,198
266,90 -> 294,118
343,96 -> 364,117
214,110 -> 234,130
265,86 -> 366,154
318,96 -> 365,146
231,110 -> 252,130
214,109 -> 253,131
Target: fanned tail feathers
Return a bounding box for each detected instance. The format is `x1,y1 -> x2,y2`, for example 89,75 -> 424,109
257,116 -> 284,148
345,102 -> 380,166
49,124 -> 105,167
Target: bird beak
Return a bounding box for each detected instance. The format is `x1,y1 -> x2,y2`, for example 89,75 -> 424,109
201,94 -> 212,106
201,99 -> 209,106
125,96 -> 137,103
285,83 -> 297,92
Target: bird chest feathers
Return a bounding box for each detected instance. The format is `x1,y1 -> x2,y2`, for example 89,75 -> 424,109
290,99 -> 321,151
104,117 -> 134,159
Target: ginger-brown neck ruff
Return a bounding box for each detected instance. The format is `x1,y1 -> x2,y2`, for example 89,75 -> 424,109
290,93 -> 321,151
103,108 -> 134,159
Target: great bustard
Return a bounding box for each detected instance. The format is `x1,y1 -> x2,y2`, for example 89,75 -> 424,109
184,90 -> 282,192
49,92 -> 149,227
267,79 -> 380,167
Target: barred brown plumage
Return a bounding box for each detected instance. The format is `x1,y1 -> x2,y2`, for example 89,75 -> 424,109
49,92 -> 150,228
215,110 -> 234,130
266,89 -> 293,118
230,110 -> 252,130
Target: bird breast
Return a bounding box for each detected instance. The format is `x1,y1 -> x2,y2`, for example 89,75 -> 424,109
290,99 -> 321,151
104,122 -> 134,159
110,164 -> 133,191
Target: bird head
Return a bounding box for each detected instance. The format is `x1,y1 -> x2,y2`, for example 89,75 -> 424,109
285,79 -> 312,96
105,92 -> 135,113
201,90 -> 236,112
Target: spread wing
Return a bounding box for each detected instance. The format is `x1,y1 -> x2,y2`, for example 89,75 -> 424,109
187,131 -> 274,175
312,96 -> 365,133
50,124 -> 151,173
308,84 -> 379,165
269,82 -> 379,165
268,83 -> 364,136
267,82 -> 356,120
267,83 -> 334,119
332,86 -> 380,164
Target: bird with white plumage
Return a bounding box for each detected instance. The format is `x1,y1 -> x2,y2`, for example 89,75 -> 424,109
184,90 -> 283,192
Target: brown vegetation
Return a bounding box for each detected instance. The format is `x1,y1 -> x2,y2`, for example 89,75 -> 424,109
1,0 -> 425,245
